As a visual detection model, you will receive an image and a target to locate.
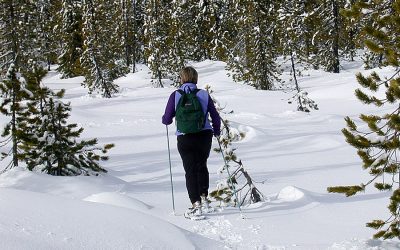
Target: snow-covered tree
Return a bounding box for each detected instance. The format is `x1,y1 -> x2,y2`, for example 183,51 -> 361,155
206,86 -> 264,206
210,0 -> 233,61
20,62 -> 114,176
29,94 -> 113,176
277,0 -> 318,112
120,0 -> 146,72
57,0 -> 84,78
0,0 -> 39,75
81,0 -> 128,98
341,0 -> 359,62
226,0 -> 281,90
312,0 -> 345,73
344,0 -> 396,69
35,0 -> 62,70
143,0 -> 172,87
328,0 -> 400,239
0,63 -> 31,171
193,0 -> 219,60
162,1 -> 186,85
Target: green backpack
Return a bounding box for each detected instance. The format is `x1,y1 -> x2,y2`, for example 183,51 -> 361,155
175,89 -> 205,134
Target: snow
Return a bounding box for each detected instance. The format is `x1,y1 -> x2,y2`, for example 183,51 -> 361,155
1,59 -> 400,249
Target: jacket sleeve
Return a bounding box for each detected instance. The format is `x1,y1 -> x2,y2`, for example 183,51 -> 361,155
207,95 -> 221,136
162,92 -> 176,125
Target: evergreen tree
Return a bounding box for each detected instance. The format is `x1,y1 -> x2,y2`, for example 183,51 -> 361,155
162,0 -> 186,85
0,63 -> 31,171
277,0 -> 318,112
192,0 -> 219,60
143,0 -> 172,87
120,0 -> 146,72
344,0 -> 396,69
0,0 -> 38,75
206,86 -> 264,206
35,0 -> 62,70
20,62 -> 114,176
226,0 -> 281,90
328,0 -> 400,239
175,0 -> 202,61
341,0 -> 359,61
81,0 -> 128,98
312,0 -> 345,73
212,0 -> 235,61
30,94 -> 113,176
58,0 -> 84,78
0,0 -> 19,76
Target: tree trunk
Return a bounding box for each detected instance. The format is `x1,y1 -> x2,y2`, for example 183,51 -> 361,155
12,87 -> 18,167
332,0 -> 340,73
290,52 -> 304,111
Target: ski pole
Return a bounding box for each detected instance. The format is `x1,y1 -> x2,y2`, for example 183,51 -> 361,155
216,138 -> 245,218
166,125 -> 176,215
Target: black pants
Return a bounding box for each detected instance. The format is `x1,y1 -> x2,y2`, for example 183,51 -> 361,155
177,130 -> 213,204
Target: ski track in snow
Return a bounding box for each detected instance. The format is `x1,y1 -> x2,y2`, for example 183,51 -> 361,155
192,216 -> 243,247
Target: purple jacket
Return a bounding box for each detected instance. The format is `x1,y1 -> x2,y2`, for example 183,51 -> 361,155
162,83 -> 221,136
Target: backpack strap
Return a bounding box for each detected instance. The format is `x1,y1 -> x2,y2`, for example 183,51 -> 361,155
177,88 -> 201,95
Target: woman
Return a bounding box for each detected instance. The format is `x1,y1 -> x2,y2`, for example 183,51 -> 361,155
162,66 -> 221,218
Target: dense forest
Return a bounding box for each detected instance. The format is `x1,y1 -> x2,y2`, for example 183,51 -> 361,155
1,0 -> 396,94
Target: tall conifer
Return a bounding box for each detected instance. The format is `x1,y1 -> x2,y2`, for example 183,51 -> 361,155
19,62 -> 114,175
0,63 -> 31,170
278,0 -> 318,112
58,0 -> 84,78
0,0 -> 38,75
226,0 -> 280,90
143,0 -> 171,87
328,0 -> 400,239
81,0 -> 128,98
312,0 -> 345,73
35,0 -> 62,70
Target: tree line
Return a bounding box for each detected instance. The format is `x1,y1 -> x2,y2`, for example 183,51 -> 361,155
1,0 -> 387,95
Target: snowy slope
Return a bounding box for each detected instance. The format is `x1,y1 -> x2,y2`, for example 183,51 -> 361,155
1,60 -> 400,249
0,186 -> 223,250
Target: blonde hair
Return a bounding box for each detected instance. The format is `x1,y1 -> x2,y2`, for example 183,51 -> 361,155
180,66 -> 198,84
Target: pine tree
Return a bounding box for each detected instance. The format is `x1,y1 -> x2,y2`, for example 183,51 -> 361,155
162,0 -> 186,85
328,0 -> 400,239
30,94 -> 113,176
143,0 -> 172,87
206,86 -> 264,206
226,0 -> 281,90
0,1 -> 19,76
0,63 -> 31,171
0,0 -> 38,75
20,62 -> 114,176
344,0 -> 396,69
341,0 -> 359,61
277,0 -> 318,112
81,0 -> 128,98
35,0 -> 62,70
120,0 -> 146,72
312,0 -> 345,73
193,0 -> 218,60
57,0 -> 84,78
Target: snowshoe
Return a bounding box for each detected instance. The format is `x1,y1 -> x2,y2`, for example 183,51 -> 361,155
201,196 -> 215,214
184,201 -> 206,220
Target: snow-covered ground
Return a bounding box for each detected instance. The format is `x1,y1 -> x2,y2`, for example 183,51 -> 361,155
1,60 -> 400,249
